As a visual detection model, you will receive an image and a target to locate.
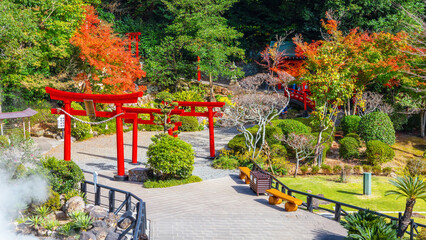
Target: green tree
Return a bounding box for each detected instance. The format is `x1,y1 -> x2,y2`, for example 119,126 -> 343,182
145,0 -> 244,90
385,175 -> 426,238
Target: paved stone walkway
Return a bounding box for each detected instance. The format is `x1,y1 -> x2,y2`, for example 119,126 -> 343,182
41,128 -> 347,240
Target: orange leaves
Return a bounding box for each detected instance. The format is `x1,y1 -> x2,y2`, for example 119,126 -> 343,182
70,6 -> 146,94
321,19 -> 339,35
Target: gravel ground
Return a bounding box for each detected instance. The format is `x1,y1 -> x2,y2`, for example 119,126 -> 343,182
41,127 -> 240,180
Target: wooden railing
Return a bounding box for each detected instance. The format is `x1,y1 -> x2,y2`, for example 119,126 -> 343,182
81,181 -> 149,240
251,164 -> 425,240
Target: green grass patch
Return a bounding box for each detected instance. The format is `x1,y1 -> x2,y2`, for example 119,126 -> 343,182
279,175 -> 426,213
143,176 -> 202,188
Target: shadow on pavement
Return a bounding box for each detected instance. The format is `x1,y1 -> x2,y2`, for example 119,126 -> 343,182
253,198 -> 284,211
311,229 -> 345,240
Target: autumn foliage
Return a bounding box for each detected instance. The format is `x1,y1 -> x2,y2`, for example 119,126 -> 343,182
70,6 -> 146,94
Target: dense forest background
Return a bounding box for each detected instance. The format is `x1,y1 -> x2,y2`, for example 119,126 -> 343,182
0,0 -> 424,112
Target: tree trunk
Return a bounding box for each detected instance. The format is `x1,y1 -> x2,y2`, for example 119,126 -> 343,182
294,152 -> 300,178
421,110 -> 425,138
397,198 -> 416,238
209,72 -> 214,102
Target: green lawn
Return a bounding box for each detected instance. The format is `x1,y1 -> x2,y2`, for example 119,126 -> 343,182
279,175 -> 426,215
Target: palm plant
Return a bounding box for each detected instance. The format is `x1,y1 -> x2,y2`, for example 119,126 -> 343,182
385,175 -> 426,238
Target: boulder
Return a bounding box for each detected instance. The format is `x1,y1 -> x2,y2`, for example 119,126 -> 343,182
65,196 -> 85,214
55,211 -> 67,220
43,131 -> 55,138
105,231 -> 127,240
92,220 -> 107,229
128,168 -> 151,182
80,231 -> 97,240
32,130 -> 44,137
104,212 -> 120,229
15,223 -> 32,235
89,206 -> 108,221
89,227 -> 109,240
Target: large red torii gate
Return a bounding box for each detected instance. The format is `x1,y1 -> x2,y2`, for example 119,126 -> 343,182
46,87 -> 142,180
46,87 -> 225,181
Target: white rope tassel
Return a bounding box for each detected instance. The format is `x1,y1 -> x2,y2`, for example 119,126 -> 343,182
56,108 -> 125,125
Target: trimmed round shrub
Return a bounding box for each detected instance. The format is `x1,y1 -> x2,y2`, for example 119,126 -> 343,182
362,164 -> 372,173
372,165 -> 382,175
300,165 -> 309,175
270,144 -> 287,160
147,134 -> 194,179
275,119 -> 311,136
178,116 -> 199,132
321,164 -> 332,174
341,115 -> 361,135
333,165 -> 342,174
382,167 -> 392,176
41,156 -> 84,194
227,134 -> 247,153
353,165 -> 361,174
358,111 -> 395,145
339,137 -> 360,160
311,165 -> 320,174
366,140 -> 395,165
345,133 -> 361,144
406,158 -> 426,176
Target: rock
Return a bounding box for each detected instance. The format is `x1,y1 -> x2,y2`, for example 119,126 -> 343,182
317,194 -> 331,205
43,132 -> 54,138
15,223 -> 32,235
89,227 -> 109,240
55,134 -> 62,140
85,204 -> 95,214
118,211 -> 135,229
37,227 -> 48,236
93,131 -> 99,137
104,212 -> 120,229
128,168 -> 151,182
65,196 -> 85,214
89,206 -> 108,221
46,212 -> 56,221
32,130 -> 44,137
80,231 -> 97,240
105,231 -> 125,240
60,194 -> 66,207
118,218 -> 133,229
92,220 -> 107,228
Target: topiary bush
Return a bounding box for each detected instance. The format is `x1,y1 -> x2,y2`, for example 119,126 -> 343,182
366,140 -> 395,165
353,165 -> 361,174
300,165 -> 309,175
274,119 -> 312,136
227,134 -> 247,153
339,137 -> 360,160
372,165 -> 382,175
406,158 -> 426,176
311,165 -> 320,175
70,102 -> 92,141
345,133 -> 361,144
333,165 -> 342,174
178,116 -> 199,132
362,164 -> 372,173
41,156 -> 84,194
341,115 -> 361,135
147,134 -> 194,179
382,167 -> 392,176
321,164 -> 332,174
358,111 -> 395,145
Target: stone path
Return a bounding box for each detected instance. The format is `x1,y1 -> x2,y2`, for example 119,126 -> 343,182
40,128 -> 347,240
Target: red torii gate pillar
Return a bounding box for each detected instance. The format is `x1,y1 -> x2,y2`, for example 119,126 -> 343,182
46,87 -> 142,181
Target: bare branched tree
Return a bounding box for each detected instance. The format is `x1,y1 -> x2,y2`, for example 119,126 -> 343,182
358,91 -> 393,116
277,133 -> 314,177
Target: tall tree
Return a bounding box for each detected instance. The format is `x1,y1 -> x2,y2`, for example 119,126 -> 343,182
385,175 -> 426,238
144,0 -> 244,90
70,6 -> 146,94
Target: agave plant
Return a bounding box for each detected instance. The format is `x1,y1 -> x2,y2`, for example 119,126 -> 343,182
34,205 -> 51,218
71,212 -> 93,231
26,215 -> 44,229
342,210 -> 398,240
385,175 -> 426,238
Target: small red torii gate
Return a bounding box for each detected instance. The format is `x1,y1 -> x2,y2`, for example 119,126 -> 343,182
123,101 -> 225,164
46,87 -> 142,181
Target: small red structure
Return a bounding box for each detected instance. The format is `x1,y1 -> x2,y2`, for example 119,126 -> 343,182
46,87 -> 142,181
126,32 -> 141,58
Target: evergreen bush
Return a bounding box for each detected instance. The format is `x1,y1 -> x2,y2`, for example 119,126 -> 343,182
147,134 -> 194,179
358,111 -> 395,145
353,165 -> 361,174
275,119 -> 311,136
333,165 -> 342,174
311,165 -> 320,174
362,164 -> 372,173
382,167 -> 392,176
321,164 -> 332,174
372,165 -> 382,175
366,140 -> 395,165
41,156 -> 84,194
212,155 -> 239,169
345,133 -> 361,144
406,158 -> 426,176
300,165 -> 309,175
339,137 -> 360,160
341,115 -> 361,135
178,116 -> 199,132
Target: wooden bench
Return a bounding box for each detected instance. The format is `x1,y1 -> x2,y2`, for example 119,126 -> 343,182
238,167 -> 251,184
266,188 -> 303,212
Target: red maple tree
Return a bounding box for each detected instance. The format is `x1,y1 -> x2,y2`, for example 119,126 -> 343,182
70,6 -> 146,94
